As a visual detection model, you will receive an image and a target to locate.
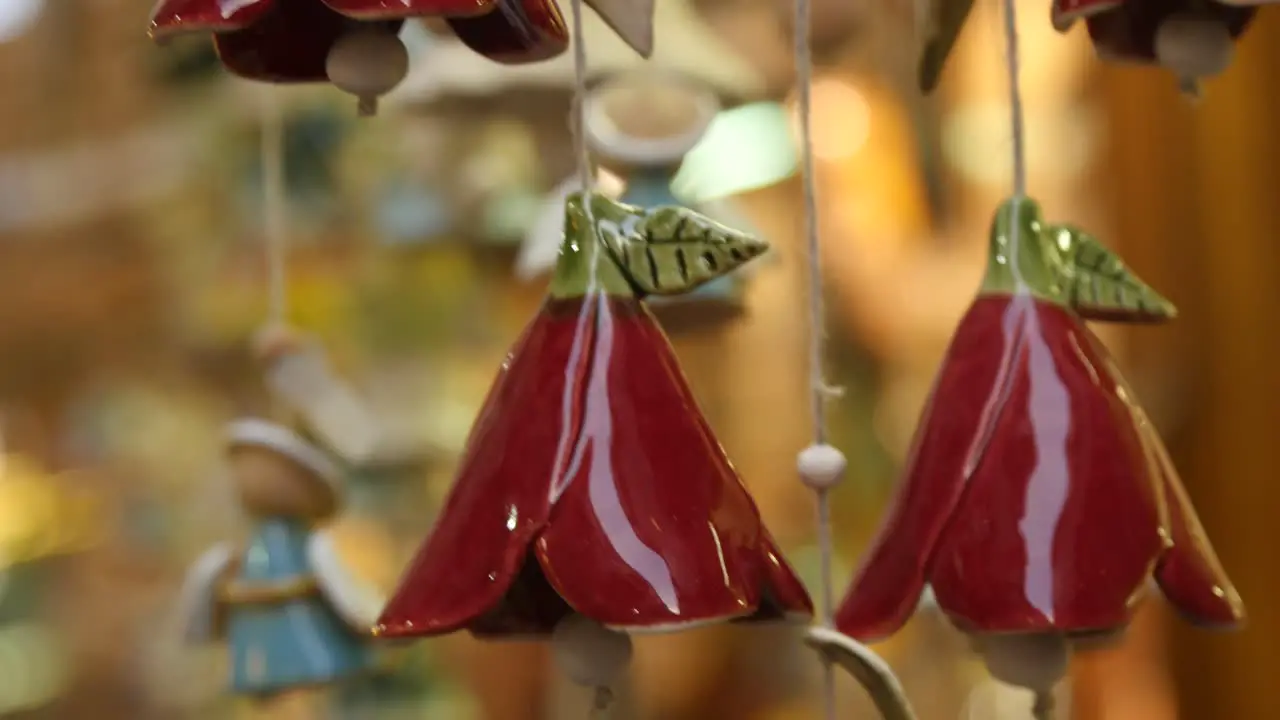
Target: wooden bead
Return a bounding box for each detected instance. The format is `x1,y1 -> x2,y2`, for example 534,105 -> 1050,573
797,443 -> 847,491
326,29 -> 409,116
1155,15 -> 1234,81
552,615 -> 633,688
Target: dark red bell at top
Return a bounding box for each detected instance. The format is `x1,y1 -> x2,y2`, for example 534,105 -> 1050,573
375,194 -> 812,686
148,0 -> 569,114
1053,0 -> 1258,95
832,197 -> 1244,707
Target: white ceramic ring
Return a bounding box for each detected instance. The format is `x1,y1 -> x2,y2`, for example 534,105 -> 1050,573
584,72 -> 721,165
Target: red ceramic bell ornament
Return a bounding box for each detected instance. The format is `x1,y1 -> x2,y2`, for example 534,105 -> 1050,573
832,197 -> 1244,695
376,193 -> 813,644
1053,0 -> 1255,93
148,0 -> 569,114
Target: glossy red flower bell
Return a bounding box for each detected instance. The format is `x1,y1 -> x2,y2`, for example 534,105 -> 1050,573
833,197 -> 1243,692
148,0 -> 568,113
376,193 -> 813,639
1053,0 -> 1256,93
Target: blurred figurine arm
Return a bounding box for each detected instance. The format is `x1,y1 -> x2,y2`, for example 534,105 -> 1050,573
308,529 -> 386,632
260,333 -> 381,465
175,543 -> 236,644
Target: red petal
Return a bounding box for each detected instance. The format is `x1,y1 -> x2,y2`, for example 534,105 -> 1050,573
150,0 -> 275,38
1144,422 -> 1246,628
928,297 -> 1163,635
834,298 -> 1006,642
323,0 -> 497,19
755,531 -> 816,620
212,0 -> 352,82
536,295 -> 807,630
447,0 -> 569,65
377,301 -> 577,637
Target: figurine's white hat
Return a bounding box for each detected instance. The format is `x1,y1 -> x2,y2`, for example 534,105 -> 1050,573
225,417 -> 342,488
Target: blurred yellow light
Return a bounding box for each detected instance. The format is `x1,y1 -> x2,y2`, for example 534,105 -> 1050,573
789,78 -> 871,162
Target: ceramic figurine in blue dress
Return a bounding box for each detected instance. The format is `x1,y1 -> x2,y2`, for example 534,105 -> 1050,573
177,416 -> 384,719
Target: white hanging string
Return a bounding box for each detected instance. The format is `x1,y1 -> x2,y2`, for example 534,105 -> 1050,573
570,0 -> 595,197
794,0 -> 829,444
568,0 -> 603,302
1001,0 -> 1027,200
261,90 -> 288,326
999,0 -> 1030,295
792,0 -> 838,717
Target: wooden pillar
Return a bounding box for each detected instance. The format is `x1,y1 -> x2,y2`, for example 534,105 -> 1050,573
1095,10 -> 1280,719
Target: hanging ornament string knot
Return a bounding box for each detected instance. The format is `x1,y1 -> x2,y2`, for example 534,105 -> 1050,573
590,688 -> 615,718
815,381 -> 845,400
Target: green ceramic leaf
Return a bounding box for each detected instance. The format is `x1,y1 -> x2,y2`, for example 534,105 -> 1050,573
608,204 -> 769,295
1050,225 -> 1177,323
918,0 -> 976,93
550,194 -> 769,298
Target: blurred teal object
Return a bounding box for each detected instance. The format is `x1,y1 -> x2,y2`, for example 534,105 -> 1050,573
333,646 -> 439,714
239,107 -> 350,227
481,190 -> 545,244
375,181 -> 452,245
227,519 -> 376,694
672,102 -> 797,204
151,37 -> 222,87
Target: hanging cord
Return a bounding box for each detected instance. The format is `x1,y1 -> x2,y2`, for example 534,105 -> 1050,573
1001,0 -> 1027,199
794,0 -> 830,442
570,0 -> 595,195
261,90 -> 289,326
792,0 -> 839,718
567,0 -> 604,298
257,90 -> 296,423
998,0 -> 1030,293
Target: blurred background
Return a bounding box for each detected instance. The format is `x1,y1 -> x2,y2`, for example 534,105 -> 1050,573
0,0 -> 1274,718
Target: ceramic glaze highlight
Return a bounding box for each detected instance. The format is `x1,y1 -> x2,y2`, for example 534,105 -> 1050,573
149,0 -> 567,82
833,199 -> 1244,642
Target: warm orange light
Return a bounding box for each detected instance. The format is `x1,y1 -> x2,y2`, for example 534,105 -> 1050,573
788,77 -> 871,162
